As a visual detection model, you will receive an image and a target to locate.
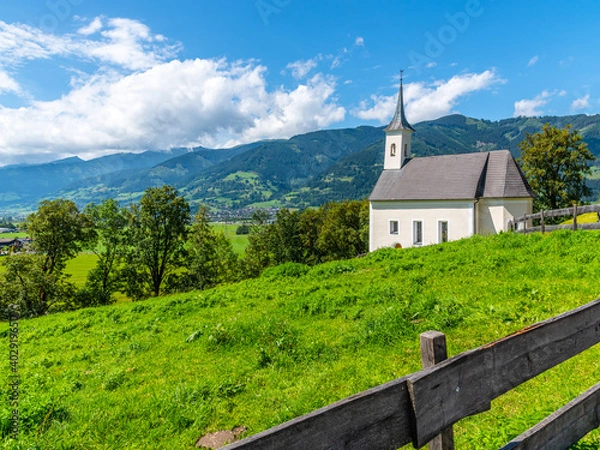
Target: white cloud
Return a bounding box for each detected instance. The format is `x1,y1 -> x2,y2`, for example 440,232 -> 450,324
355,36 -> 365,47
425,62 -> 437,69
353,70 -> 504,124
0,69 -> 22,95
0,59 -> 346,165
571,94 -> 590,111
527,55 -> 539,67
286,58 -> 318,79
513,90 -> 553,117
78,17 -> 103,36
0,18 -> 180,71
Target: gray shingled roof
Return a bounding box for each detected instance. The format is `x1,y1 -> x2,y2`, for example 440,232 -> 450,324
369,150 -> 535,201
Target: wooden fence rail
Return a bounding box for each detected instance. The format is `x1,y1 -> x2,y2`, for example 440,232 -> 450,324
509,204 -> 600,234
222,299 -> 600,450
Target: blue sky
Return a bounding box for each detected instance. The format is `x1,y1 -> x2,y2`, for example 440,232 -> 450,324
0,0 -> 599,165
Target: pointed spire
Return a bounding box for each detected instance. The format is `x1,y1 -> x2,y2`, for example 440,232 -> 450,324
385,70 -> 415,132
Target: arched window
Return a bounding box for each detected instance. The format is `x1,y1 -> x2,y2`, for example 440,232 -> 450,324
390,143 -> 396,156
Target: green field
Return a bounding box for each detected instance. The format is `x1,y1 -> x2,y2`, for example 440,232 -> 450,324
0,232 -> 28,239
210,222 -> 249,254
1,231 -> 600,449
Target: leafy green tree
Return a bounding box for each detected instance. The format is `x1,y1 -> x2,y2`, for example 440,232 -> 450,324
518,124 -> 595,211
124,186 -> 190,299
240,210 -> 273,278
80,199 -> 128,306
24,199 -> 92,313
240,201 -> 369,278
0,254 -> 76,318
270,208 -> 303,264
183,206 -> 238,291
298,208 -> 325,265
317,200 -> 369,261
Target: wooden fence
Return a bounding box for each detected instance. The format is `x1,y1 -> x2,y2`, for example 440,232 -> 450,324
508,204 -> 600,234
221,299 -> 600,450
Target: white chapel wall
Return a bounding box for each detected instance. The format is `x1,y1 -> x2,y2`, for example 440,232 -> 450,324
478,198 -> 533,235
370,200 -> 474,251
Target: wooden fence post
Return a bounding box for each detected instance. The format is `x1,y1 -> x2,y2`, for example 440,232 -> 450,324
420,331 -> 454,450
573,204 -> 578,231
540,210 -> 545,234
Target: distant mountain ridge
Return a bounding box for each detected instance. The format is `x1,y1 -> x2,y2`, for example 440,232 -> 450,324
3,113 -> 600,214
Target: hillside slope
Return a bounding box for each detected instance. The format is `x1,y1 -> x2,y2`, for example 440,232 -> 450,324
0,149 -> 189,210
5,113 -> 600,213
1,231 -> 600,449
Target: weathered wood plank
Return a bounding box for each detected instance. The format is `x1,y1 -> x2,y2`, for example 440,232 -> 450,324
420,331 -> 448,370
408,299 -> 600,447
420,331 -> 454,450
511,204 -> 600,228
577,204 -> 600,215
500,381 -> 600,450
221,376 -> 414,450
542,207 -> 574,219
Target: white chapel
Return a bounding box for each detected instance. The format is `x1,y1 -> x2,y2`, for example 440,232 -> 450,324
369,76 -> 534,251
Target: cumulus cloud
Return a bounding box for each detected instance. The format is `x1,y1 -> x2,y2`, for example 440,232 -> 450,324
513,90 -> 553,117
0,59 -> 346,164
0,18 -> 349,165
353,70 -> 503,124
571,94 -> 590,111
355,36 -> 365,47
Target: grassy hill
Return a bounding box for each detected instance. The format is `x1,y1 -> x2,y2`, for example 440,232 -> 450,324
2,231 -> 600,449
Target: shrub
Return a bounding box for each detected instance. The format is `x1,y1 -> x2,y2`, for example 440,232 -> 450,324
261,262 -> 310,280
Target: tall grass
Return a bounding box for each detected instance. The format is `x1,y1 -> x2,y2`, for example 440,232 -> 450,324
0,231 -> 599,449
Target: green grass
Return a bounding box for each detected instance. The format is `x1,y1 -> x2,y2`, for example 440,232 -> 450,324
0,253 -> 99,285
1,231 -> 600,449
562,212 -> 599,224
210,223 -> 249,255
64,253 -> 98,287
0,233 -> 27,239
223,171 -> 259,181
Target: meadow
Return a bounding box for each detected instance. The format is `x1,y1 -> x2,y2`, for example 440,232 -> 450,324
210,223 -> 249,255
1,231 -> 600,449
0,233 -> 27,240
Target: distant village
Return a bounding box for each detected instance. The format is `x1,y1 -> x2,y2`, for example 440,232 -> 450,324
0,235 -> 31,256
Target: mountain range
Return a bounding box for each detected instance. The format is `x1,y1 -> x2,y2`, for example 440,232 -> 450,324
3,113 -> 600,215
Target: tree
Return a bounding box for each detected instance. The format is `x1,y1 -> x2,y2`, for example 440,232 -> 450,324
518,124 -> 595,211
240,210 -> 274,278
24,199 -> 92,313
317,200 -> 369,261
80,199 -> 128,306
124,186 -> 190,299
183,206 -> 238,291
0,254 -> 76,319
270,208 -> 303,265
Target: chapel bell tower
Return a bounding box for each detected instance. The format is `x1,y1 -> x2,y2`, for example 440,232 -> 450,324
384,71 -> 414,170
